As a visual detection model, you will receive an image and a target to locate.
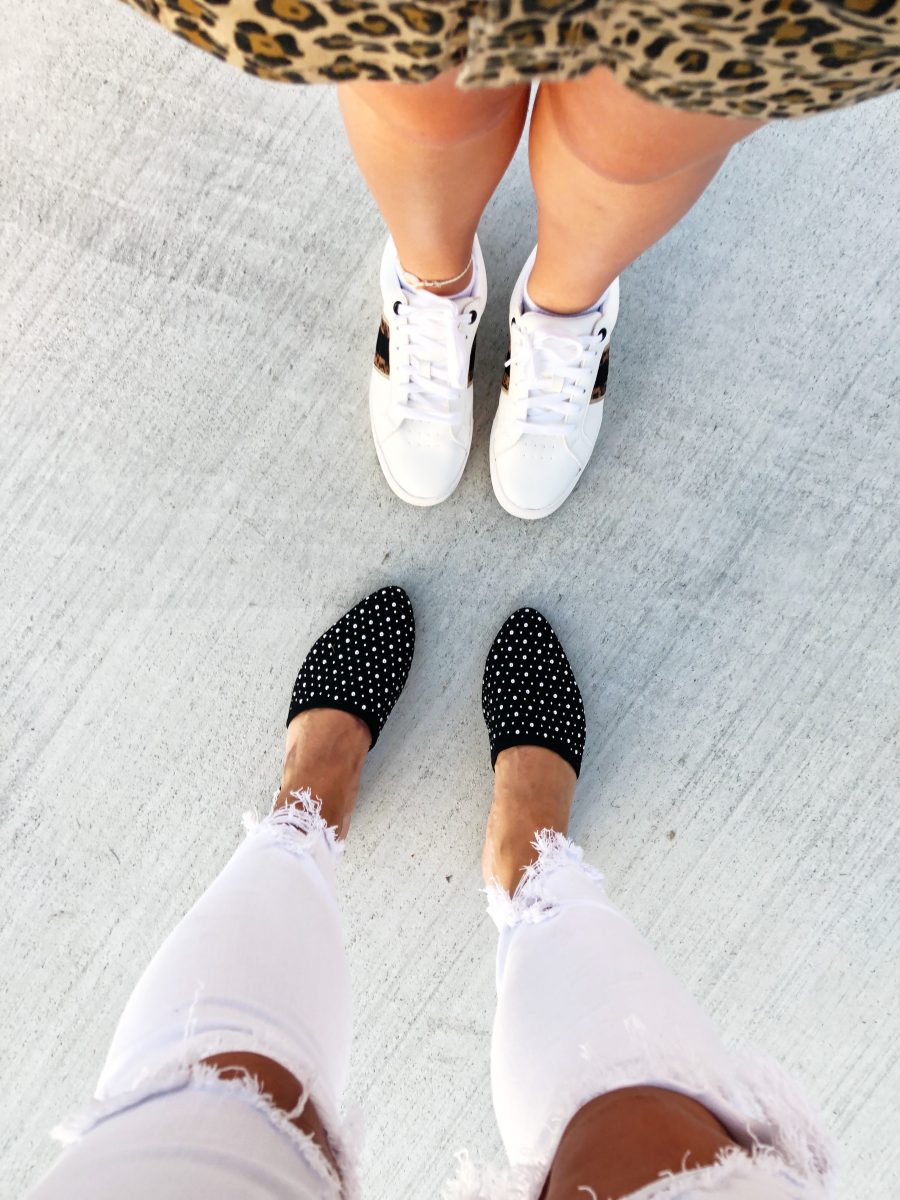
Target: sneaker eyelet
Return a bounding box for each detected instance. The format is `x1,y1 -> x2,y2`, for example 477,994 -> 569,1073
468,310 -> 477,325
598,327 -> 607,340
393,300 -> 402,315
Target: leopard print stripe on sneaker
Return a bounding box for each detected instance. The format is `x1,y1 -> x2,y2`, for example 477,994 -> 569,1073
482,607 -> 587,778
287,585 -> 415,749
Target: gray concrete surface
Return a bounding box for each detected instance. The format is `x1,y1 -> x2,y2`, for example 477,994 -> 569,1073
2,3 -> 899,1197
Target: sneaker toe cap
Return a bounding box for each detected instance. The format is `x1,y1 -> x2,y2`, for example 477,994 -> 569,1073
493,441 -> 580,516
380,428 -> 468,503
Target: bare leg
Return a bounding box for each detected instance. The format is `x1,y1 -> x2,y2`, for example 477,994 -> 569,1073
527,66 -> 763,312
483,746 -> 739,1198
338,70 -> 529,293
204,707 -> 369,1178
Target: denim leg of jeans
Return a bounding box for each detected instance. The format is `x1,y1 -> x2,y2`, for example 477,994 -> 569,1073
484,830 -> 835,1200
29,791 -> 355,1200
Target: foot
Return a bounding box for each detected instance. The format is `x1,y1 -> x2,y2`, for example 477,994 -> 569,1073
280,585 -> 416,835
481,607 -> 586,891
490,247 -> 619,520
369,234 -> 487,506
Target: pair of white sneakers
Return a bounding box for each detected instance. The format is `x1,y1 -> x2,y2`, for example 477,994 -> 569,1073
369,234 -> 619,520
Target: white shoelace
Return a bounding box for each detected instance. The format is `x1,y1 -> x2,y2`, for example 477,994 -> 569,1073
393,295 -> 475,426
508,324 -> 604,436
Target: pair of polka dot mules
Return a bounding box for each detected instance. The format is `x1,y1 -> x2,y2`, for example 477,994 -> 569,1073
287,586 -> 415,749
482,607 -> 586,778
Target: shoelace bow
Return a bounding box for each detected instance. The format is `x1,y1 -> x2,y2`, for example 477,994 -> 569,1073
393,296 -> 475,426
508,324 -> 605,436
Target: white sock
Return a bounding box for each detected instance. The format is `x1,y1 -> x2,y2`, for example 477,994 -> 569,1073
523,276 -> 609,318
396,251 -> 477,301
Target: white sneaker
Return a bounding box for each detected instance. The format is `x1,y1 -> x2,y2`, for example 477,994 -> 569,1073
369,234 -> 487,506
490,249 -> 619,520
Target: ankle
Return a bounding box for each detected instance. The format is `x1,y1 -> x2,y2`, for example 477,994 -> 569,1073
483,807 -> 569,892
494,745 -> 576,809
484,746 -> 576,890
396,247 -> 475,298
525,262 -> 615,316
279,709 -> 369,837
421,260 -> 474,298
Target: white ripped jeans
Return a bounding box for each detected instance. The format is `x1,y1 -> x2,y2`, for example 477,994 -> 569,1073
30,793 -> 834,1200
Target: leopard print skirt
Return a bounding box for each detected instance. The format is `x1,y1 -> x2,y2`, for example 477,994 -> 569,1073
121,0 -> 900,118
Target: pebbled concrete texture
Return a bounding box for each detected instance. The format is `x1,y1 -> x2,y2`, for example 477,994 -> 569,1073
1,2 -> 899,1196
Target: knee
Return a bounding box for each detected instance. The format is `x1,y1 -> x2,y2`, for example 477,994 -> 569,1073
538,74 -> 759,185
202,1052 -> 341,1176
569,140 -> 685,186
342,70 -> 529,147
541,87 -> 696,184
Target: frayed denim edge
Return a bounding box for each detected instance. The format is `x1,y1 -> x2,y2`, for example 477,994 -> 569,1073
53,1062 -> 358,1198
443,1141 -> 830,1200
485,828 -> 604,928
446,1036 -> 835,1200
243,787 -> 345,860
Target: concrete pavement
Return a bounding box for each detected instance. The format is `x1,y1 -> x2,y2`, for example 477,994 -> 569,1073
1,3 -> 899,1196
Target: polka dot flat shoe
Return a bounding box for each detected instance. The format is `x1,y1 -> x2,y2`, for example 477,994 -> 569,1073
482,607 -> 586,778
287,586 -> 415,749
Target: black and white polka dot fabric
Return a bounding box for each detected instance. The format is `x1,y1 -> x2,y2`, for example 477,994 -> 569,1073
482,607 -> 586,778
287,586 -> 415,749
